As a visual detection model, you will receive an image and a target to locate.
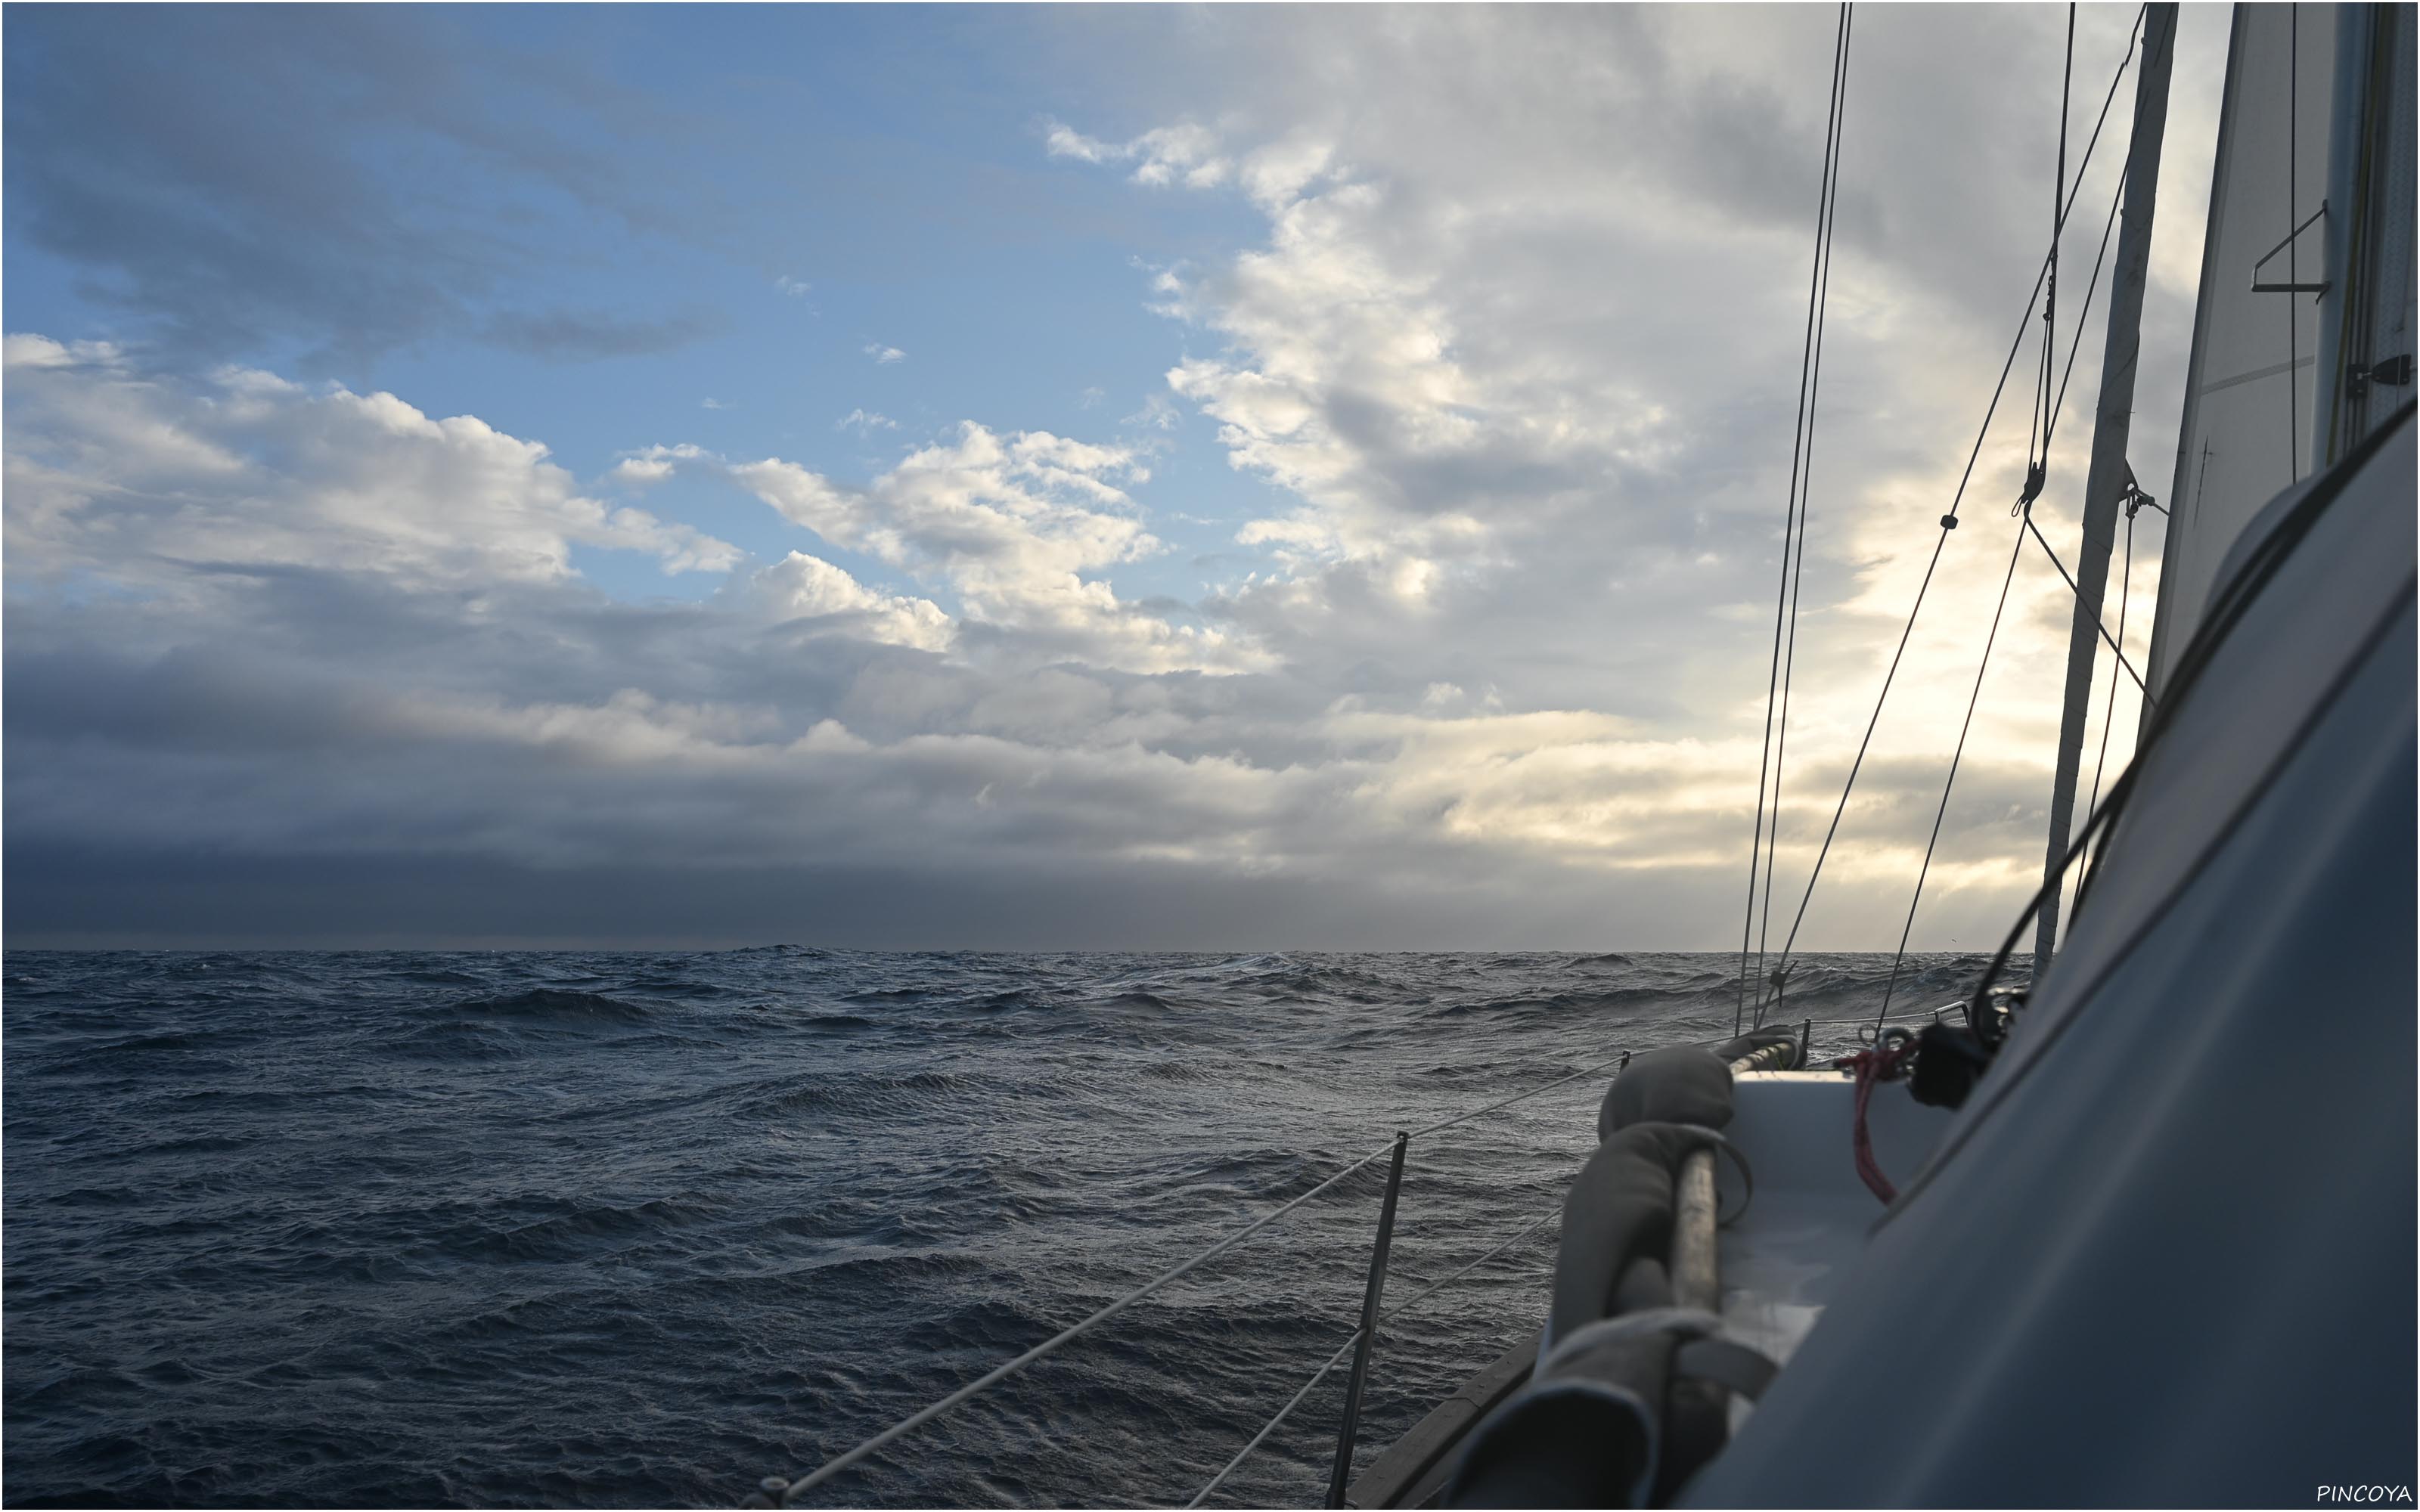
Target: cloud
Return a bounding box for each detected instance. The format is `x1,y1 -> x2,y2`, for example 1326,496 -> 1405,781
1123,393 -> 1182,432
862,342 -> 906,365
1045,118 -> 1233,189
774,275 -> 812,296
728,423 -> 1267,674
610,442 -> 709,488
5,336 -> 740,587
836,408 -> 898,435
11,342 -> 1973,949
1027,3 -> 2214,940
728,551 -> 954,652
4,8 -> 2220,949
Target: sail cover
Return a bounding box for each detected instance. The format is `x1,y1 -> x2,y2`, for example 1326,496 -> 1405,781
1688,409 -> 2417,1506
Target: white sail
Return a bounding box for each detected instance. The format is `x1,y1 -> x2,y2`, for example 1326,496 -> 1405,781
2141,4 -> 2344,703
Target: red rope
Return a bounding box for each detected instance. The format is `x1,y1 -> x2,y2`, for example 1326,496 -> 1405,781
1837,1036 -> 1919,1203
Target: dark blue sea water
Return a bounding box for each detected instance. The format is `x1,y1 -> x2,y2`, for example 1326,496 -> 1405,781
3,950 -> 2000,1508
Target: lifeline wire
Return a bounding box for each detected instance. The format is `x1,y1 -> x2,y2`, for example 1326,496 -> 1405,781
780,1033 -> 1641,1501
1186,1205 -> 1564,1507
777,1136 -> 1401,1502
1407,1045 -> 1634,1140
1186,1334 -> 1362,1508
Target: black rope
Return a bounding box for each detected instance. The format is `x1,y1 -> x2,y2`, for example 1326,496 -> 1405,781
1748,8 -> 2144,1026
1737,2 -> 1851,1035
1876,518 -> 2030,1026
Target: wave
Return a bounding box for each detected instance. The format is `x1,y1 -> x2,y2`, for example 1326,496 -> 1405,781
730,1066 -> 976,1120
792,1012 -> 875,1033
448,1196 -> 728,1264
3,947 -> 2002,1510
445,987 -> 650,1023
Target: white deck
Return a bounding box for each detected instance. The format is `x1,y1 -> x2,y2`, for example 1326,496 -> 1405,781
1712,1070 -> 1956,1372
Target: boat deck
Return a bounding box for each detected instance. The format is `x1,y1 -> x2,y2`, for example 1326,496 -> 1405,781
1716,1070 -> 1956,1372
1348,1068 -> 1959,1507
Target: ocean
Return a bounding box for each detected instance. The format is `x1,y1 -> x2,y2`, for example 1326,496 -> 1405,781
2,949 -> 2004,1507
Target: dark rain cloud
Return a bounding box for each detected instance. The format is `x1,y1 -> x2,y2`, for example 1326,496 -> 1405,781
2,5 -> 712,368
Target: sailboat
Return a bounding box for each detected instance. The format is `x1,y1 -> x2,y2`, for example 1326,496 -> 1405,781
1350,4 -> 2417,1504
752,5 -> 2414,1506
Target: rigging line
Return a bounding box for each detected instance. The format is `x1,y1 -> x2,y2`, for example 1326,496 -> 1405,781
1739,0 -> 1852,1035
2038,0 -> 2155,450
1752,392 -> 2003,1027
777,1136 -> 1401,1503
1948,3 -> 2148,522
2080,504 -> 2137,875
2021,514 -> 2150,692
1748,10 -> 2149,1024
1875,519 -> 2030,1027
2035,5 -> 2076,473
1751,556 -> 1961,1030
2062,5 -> 2150,243
1938,407 -> 2418,1219
2043,118 -> 2133,451
1758,2 -> 1854,1003
2029,6 -> 2077,478
2024,139 -> 2132,872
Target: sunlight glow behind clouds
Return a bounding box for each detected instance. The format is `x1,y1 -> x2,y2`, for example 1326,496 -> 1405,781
2,4 -> 2223,947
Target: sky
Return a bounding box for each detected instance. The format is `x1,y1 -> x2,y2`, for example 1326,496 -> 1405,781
3,3 -> 2232,950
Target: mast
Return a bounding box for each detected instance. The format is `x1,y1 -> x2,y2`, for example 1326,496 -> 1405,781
2033,4 -> 2180,978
